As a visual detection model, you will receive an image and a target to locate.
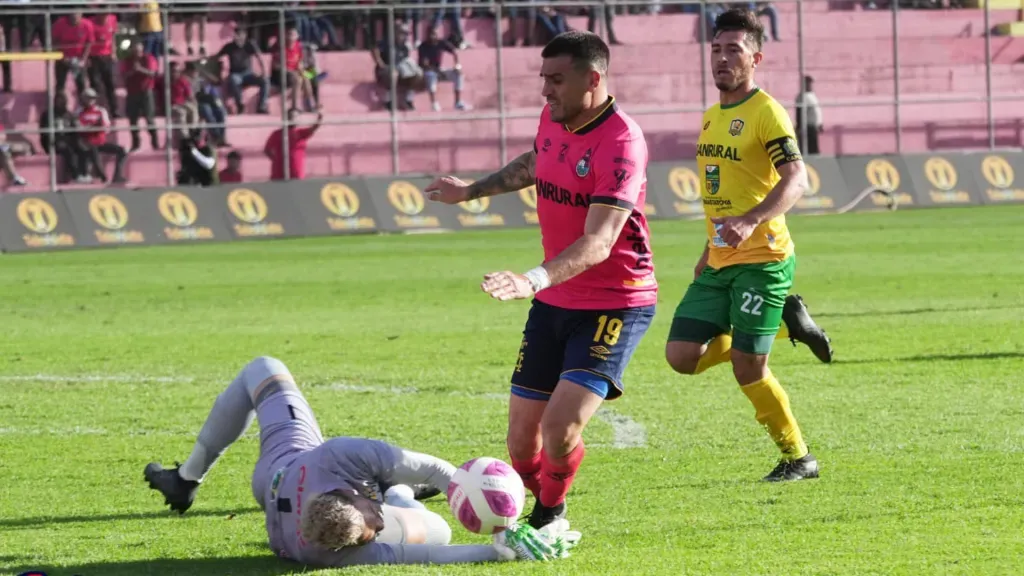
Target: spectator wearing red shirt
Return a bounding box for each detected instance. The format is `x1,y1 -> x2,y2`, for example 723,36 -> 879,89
52,11 -> 95,97
270,26 -> 311,112
264,109 -> 321,181
78,88 -> 128,184
121,41 -> 160,151
219,150 -> 244,183
168,61 -> 200,133
88,12 -> 119,117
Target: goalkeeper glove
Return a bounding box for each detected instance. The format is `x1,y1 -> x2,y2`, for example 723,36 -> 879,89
492,521 -> 581,561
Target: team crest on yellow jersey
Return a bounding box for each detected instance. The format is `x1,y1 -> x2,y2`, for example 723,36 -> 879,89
705,165 -> 721,195
728,119 -> 745,136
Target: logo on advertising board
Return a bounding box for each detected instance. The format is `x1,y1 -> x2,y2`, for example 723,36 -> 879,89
158,191 -> 215,240
227,188 -> 285,236
15,197 -> 75,247
88,194 -> 145,244
320,182 -> 376,231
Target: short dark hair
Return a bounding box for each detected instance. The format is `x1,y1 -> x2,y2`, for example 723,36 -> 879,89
541,31 -> 610,74
713,8 -> 764,52
228,150 -> 242,160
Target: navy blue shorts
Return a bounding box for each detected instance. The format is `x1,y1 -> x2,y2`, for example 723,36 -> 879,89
510,299 -> 656,402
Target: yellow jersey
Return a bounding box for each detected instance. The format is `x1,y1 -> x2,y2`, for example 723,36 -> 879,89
696,88 -> 802,269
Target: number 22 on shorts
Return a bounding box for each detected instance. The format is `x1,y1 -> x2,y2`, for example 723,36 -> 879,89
594,315 -> 623,346
740,291 -> 764,316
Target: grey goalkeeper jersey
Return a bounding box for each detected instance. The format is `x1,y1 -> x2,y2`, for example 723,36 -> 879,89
262,437 -> 499,567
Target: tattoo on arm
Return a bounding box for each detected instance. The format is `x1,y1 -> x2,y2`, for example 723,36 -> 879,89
467,150 -> 536,200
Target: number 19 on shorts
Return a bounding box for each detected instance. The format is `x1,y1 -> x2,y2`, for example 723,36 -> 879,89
594,315 -> 623,346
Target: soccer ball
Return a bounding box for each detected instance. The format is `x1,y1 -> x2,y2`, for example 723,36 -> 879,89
447,456 -> 526,534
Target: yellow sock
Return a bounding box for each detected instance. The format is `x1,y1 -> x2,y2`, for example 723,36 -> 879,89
740,372 -> 808,460
694,333 -> 733,374
775,323 -> 790,340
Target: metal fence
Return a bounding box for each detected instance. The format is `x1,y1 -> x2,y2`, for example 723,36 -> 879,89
0,0 -> 1018,192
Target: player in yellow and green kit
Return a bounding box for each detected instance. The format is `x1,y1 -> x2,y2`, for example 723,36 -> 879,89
665,8 -> 831,482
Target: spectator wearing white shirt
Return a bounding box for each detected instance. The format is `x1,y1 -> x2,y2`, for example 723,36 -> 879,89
795,75 -> 823,156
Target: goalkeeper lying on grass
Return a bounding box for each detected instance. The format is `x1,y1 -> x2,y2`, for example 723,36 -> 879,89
144,356 -> 581,566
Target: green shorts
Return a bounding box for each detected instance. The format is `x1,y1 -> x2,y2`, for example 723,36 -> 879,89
668,255 -> 795,355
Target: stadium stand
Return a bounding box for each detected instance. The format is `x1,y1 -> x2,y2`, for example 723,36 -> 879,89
1,3 -> 1023,191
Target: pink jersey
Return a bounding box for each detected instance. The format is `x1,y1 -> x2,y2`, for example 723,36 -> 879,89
532,98 -> 657,310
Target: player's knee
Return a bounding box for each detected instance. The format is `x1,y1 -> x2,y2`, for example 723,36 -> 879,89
540,423 -> 581,460
506,428 -> 542,462
730,349 -> 769,385
240,356 -> 294,400
665,341 -> 701,375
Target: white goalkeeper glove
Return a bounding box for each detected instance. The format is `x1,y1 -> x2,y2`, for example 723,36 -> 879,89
492,520 -> 582,561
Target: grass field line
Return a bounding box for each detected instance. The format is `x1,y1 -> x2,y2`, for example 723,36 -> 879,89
0,374 -> 649,449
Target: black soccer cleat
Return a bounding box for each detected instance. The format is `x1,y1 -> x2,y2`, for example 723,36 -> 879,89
782,294 -> 834,364
762,453 -> 820,482
526,500 -> 567,530
412,484 -> 442,501
144,462 -> 199,514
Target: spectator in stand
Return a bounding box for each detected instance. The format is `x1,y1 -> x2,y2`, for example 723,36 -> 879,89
88,10 -> 119,116
215,26 -> 270,115
168,61 -> 200,129
0,121 -> 28,187
795,75 -> 823,156
39,93 -> 88,183
418,26 -> 468,112
0,12 -> 14,92
505,3 -> 537,47
536,5 -> 569,42
372,22 -> 421,111
138,1 -> 173,58
177,125 -> 218,186
287,1 -> 342,51
177,3 -> 209,56
187,62 -> 229,147
78,88 -> 127,184
587,3 -> 621,45
52,10 -> 95,97
301,43 -> 324,111
264,108 -> 322,181
121,40 -> 160,152
270,26 -> 313,113
219,150 -> 243,183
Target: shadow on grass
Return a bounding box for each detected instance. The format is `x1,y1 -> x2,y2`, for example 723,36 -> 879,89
815,304 -> 1023,319
5,556 -> 312,576
835,352 -> 1024,365
0,507 -> 262,529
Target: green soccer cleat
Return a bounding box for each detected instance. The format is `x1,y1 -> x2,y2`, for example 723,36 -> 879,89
762,453 -> 820,482
782,294 -> 833,364
144,462 -> 199,514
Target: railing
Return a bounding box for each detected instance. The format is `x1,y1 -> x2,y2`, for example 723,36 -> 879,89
0,0 -> 1019,192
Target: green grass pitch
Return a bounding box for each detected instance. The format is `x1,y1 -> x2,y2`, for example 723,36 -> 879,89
1,205 -> 1022,576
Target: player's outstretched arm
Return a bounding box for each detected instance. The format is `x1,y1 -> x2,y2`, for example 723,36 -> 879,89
425,150 -> 536,204
385,447 -> 457,494
538,204 -> 630,286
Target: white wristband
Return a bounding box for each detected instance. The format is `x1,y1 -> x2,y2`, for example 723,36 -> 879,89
523,266 -> 551,293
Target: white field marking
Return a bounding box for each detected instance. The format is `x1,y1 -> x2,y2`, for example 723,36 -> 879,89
327,382 -> 647,448
1,375 -> 648,448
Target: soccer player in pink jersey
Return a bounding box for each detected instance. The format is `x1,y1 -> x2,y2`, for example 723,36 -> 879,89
426,31 -> 656,529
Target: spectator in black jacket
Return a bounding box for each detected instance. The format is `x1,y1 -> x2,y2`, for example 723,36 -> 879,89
177,126 -> 218,187
38,93 -> 88,183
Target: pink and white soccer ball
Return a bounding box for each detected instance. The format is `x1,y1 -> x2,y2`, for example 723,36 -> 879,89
446,456 -> 526,534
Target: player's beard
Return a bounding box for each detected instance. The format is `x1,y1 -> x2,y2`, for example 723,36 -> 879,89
715,68 -> 749,93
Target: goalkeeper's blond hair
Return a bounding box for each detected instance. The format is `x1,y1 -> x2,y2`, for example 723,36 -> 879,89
300,492 -> 366,550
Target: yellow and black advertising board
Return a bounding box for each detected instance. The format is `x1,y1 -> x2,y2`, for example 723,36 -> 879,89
292,178 -> 379,235
143,187 -> 233,243
837,155 -> 919,209
646,161 -> 704,220
216,182 -> 308,239
364,176 -> 459,232
791,157 -> 853,214
61,189 -> 152,247
902,153 -> 980,207
0,192 -> 80,252
966,151 -> 1024,204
